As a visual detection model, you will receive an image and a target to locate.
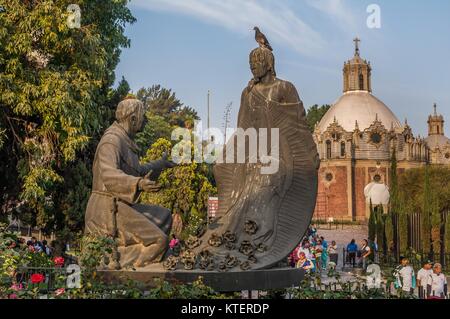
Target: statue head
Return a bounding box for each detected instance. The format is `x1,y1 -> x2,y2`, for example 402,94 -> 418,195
249,47 -> 276,83
115,98 -> 146,137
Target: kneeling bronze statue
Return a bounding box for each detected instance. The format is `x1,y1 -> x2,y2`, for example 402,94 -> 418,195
85,98 -> 175,269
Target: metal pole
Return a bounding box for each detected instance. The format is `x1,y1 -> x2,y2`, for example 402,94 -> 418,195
207,90 -> 210,133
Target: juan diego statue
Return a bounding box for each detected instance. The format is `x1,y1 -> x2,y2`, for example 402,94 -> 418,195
84,98 -> 175,269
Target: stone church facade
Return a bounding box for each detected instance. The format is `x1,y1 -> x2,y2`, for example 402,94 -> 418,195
425,104 -> 450,165
311,39 -> 448,221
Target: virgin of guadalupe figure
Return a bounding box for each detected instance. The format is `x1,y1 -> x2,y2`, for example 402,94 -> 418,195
194,46 -> 319,270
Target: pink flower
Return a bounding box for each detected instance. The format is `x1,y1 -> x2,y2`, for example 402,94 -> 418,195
55,288 -> 65,296
53,256 -> 65,267
169,239 -> 179,249
9,293 -> 18,299
10,283 -> 23,291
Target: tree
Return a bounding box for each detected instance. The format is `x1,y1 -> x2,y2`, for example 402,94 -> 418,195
135,85 -> 199,152
140,138 -> 216,239
397,166 -> 450,255
0,1 -> 135,233
422,165 -> 432,255
385,211 -> 394,253
368,201 -> 376,243
445,213 -> 450,257
305,104 -> 331,132
375,205 -> 385,254
388,147 -> 400,259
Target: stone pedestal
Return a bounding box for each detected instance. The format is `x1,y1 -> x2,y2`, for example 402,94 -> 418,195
98,265 -> 304,292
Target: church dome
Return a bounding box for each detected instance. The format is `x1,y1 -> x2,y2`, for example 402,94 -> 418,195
317,39 -> 402,133
317,91 -> 402,132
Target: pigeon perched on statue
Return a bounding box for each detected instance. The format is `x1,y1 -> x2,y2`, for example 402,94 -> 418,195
253,26 -> 273,51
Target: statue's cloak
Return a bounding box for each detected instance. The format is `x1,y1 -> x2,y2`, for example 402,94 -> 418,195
198,82 -> 319,270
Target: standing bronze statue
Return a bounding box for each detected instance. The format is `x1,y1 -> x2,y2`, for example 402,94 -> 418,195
85,98 -> 175,269
190,31 -> 320,271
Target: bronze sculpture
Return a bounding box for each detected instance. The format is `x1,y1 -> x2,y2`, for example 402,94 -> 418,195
191,35 -> 319,270
88,29 -> 318,276
85,98 -> 175,269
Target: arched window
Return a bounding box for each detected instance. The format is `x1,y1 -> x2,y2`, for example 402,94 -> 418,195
340,142 -> 346,157
359,73 -> 364,90
326,140 -> 332,159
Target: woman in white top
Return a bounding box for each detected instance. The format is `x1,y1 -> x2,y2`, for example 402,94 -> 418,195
427,263 -> 448,299
417,260 -> 433,299
327,240 -> 338,265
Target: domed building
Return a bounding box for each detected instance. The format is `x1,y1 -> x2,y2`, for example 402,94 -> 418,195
313,39 -> 428,221
425,103 -> 450,165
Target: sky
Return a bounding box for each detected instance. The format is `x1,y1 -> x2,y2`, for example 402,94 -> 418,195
115,0 -> 450,137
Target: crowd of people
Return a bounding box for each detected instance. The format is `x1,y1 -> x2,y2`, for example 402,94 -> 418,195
25,237 -> 53,256
8,235 -> 62,259
345,238 -> 374,269
288,225 -> 339,273
288,225 -> 448,299
394,257 -> 448,299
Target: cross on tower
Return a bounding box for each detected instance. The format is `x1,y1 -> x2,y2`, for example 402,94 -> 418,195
353,37 -> 361,56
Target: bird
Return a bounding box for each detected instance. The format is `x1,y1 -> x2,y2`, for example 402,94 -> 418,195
253,26 -> 273,51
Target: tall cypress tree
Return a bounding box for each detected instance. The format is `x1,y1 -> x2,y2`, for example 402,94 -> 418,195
422,165 -> 432,256
389,147 -> 400,260
376,205 -> 386,254
368,200 -> 377,243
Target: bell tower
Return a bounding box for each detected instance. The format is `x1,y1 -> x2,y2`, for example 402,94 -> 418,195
428,103 -> 445,136
343,38 -> 372,93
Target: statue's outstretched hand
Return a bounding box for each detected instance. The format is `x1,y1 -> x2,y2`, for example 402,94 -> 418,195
162,152 -> 177,168
139,173 -> 161,193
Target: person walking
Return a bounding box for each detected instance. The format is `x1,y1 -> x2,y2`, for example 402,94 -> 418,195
360,239 -> 372,269
346,239 -> 358,268
427,263 -> 448,299
320,236 -> 328,270
417,260 -> 433,299
314,240 -> 323,272
394,256 -> 416,296
328,240 -> 338,266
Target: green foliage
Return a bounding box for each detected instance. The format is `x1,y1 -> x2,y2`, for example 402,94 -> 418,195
0,1 -> 135,232
396,166 -> 450,254
79,235 -> 115,275
421,166 -> 432,253
385,212 -> 394,250
398,209 -> 408,253
445,214 -> 450,255
135,113 -> 173,152
375,206 -> 385,253
135,85 -> 199,151
0,224 -> 53,289
288,272 -> 415,299
0,226 -> 233,299
141,138 -> 216,238
305,104 -> 331,132
146,277 -> 236,299
368,202 -> 376,242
